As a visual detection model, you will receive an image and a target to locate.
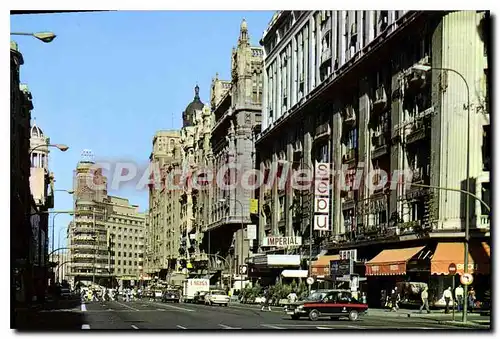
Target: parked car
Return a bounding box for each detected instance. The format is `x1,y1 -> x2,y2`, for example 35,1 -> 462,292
162,289 -> 181,303
204,290 -> 230,306
193,291 -> 208,304
285,289 -> 368,321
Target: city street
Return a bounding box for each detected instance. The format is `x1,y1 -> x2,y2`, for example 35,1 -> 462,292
16,299 -> 488,330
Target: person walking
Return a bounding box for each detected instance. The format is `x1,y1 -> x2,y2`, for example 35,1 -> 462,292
455,285 -> 464,312
468,287 -> 477,313
443,287 -> 452,314
390,288 -> 400,312
419,287 -> 430,314
261,288 -> 271,312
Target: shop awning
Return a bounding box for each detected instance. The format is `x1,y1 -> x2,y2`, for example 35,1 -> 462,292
311,255 -> 340,277
431,242 -> 490,275
281,270 -> 309,278
365,246 -> 425,276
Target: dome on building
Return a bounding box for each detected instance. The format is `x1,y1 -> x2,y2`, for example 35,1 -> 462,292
30,121 -> 43,138
182,85 -> 204,127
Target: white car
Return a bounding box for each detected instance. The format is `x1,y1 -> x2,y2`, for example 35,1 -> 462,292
205,290 -> 230,306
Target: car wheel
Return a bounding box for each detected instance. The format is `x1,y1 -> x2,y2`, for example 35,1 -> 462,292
348,310 -> 359,321
291,315 -> 300,320
309,309 -> 320,321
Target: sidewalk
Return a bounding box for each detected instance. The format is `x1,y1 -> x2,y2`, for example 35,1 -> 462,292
232,302 -> 490,327
13,298 -> 84,331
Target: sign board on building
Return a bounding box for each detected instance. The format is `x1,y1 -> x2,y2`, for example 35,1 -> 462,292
249,199 -> 259,214
340,249 -> 357,262
313,162 -> 331,231
247,224 -> 257,240
330,259 -> 351,277
261,236 -> 302,247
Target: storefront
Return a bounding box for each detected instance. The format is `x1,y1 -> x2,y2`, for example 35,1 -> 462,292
248,254 -> 301,286
429,241 -> 490,302
364,246 -> 430,307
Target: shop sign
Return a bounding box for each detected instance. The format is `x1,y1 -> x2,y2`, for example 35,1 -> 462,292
247,224 -> 257,240
314,162 -> 331,231
261,236 -> 302,247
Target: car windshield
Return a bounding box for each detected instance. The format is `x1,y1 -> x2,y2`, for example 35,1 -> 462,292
212,291 -> 226,296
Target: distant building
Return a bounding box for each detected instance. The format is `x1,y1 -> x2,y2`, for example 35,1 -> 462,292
68,152 -> 147,288
145,130 -> 182,281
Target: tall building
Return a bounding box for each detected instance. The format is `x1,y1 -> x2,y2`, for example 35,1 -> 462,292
256,11 -> 490,303
29,120 -> 55,294
11,41 -> 36,305
145,130 -> 182,280
68,151 -> 147,288
204,19 -> 264,287
179,86 -> 214,278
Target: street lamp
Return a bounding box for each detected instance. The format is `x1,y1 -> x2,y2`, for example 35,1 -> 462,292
29,143 -> 69,155
54,189 -> 74,194
11,31 -> 56,43
412,64 -> 472,323
219,198 -> 245,282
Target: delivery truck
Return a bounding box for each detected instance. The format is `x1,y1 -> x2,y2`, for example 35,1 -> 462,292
182,278 -> 210,303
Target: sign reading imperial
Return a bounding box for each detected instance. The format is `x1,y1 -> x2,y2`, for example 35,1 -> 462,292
261,236 -> 302,247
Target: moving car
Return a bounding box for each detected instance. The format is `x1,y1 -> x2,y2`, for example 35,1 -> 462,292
193,291 -> 208,304
285,289 -> 368,321
162,289 -> 181,303
204,290 -> 230,306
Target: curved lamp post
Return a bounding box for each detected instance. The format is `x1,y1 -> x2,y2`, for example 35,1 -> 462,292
11,31 -> 56,43
412,64 -> 473,323
29,143 -> 69,155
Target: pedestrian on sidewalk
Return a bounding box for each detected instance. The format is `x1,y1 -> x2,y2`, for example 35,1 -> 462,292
455,285 -> 464,312
443,287 -> 452,314
419,287 -> 430,314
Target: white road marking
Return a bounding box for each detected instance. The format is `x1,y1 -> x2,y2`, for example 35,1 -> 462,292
131,325 -> 139,329
156,308 -> 165,311
114,301 -> 140,311
153,302 -> 195,312
316,326 -> 333,329
347,325 -> 364,329
261,324 -> 285,329
81,304 -> 87,312
219,324 -> 241,329
176,325 -> 187,329
81,324 -> 90,329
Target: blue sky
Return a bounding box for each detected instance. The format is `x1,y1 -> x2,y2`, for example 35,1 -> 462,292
11,10 -> 273,249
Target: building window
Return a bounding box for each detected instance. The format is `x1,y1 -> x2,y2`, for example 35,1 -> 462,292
129,260 -> 132,266
118,252 -> 121,257
118,260 -> 121,265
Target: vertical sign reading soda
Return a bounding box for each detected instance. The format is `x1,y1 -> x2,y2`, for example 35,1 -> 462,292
314,162 -> 330,231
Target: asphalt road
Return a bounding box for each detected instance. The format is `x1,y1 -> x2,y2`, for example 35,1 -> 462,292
72,299 -> 476,330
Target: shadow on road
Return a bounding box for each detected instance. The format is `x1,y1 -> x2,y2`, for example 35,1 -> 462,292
13,298 -> 85,331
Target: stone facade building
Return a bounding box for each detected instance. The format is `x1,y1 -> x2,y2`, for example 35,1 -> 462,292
68,151 -> 147,288
203,19 -> 264,286
145,130 -> 182,279
256,10 -> 490,304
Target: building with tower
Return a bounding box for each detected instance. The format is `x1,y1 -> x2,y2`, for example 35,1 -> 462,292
29,119 -> 55,296
68,150 -> 147,288
203,19 -> 264,288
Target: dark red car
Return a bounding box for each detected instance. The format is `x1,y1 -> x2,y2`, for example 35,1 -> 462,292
285,290 -> 368,321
